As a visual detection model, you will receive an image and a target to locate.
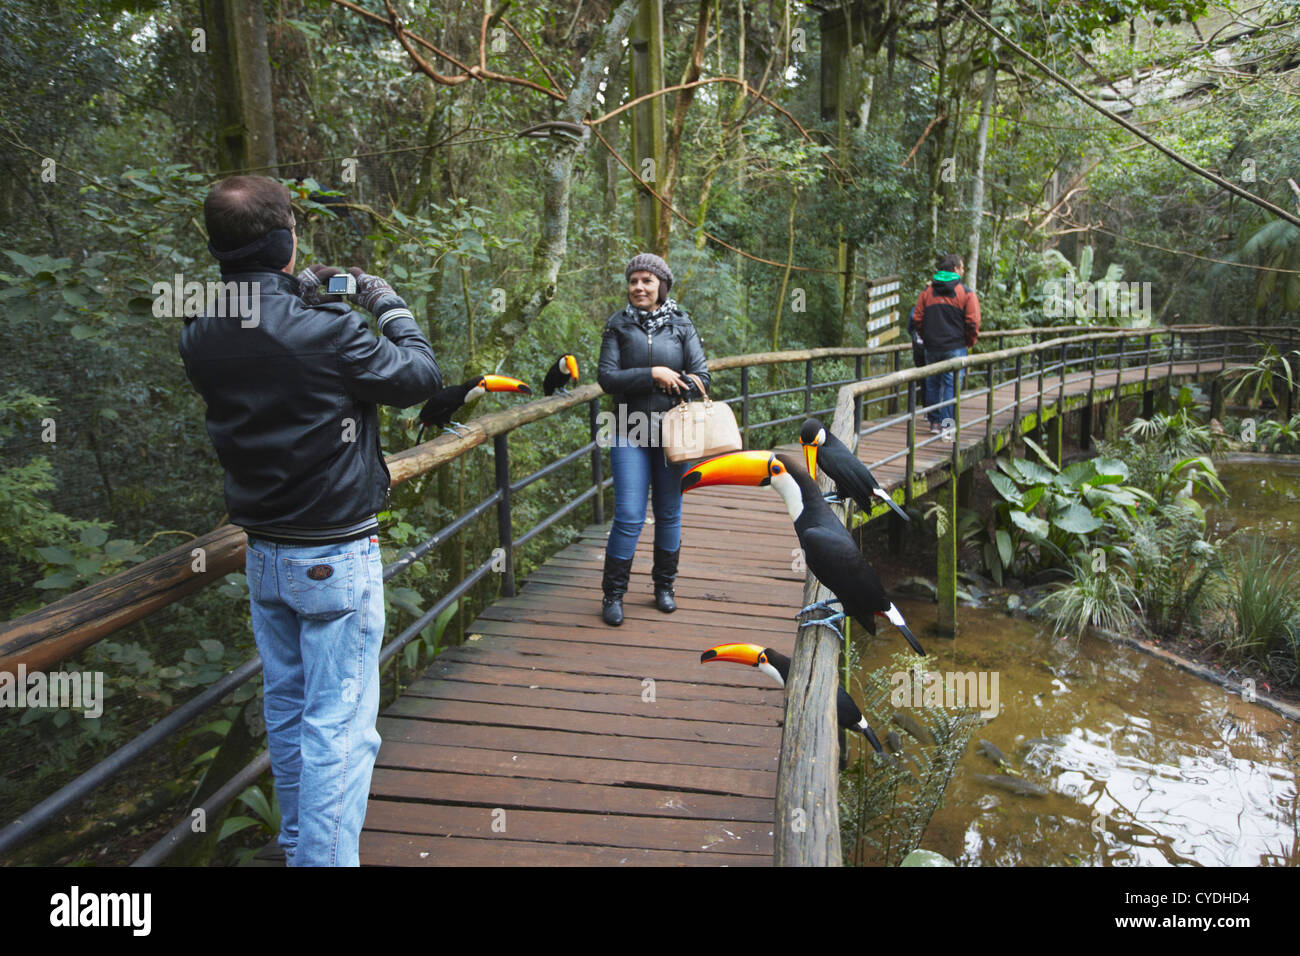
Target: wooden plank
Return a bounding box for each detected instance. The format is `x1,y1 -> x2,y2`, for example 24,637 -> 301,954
363,801 -> 773,855
400,676 -> 781,726
383,696 -> 781,747
376,717 -> 781,771
361,830 -> 771,866
368,768 -> 776,821
374,741 -> 776,797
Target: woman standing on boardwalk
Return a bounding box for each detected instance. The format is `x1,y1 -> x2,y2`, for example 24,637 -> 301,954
596,253 -> 711,626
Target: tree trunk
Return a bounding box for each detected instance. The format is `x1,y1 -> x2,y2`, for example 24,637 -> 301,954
967,45 -> 997,292
658,0 -> 713,255
485,0 -> 641,365
206,0 -> 278,174
628,0 -> 666,253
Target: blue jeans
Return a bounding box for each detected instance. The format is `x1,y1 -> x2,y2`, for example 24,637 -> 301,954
607,439 -> 687,560
244,533 -> 385,867
925,346 -> 967,426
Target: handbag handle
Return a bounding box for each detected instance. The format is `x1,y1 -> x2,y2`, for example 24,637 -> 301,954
682,372 -> 711,404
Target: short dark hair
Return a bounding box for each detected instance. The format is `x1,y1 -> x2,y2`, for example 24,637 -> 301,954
204,176 -> 294,251
937,253 -> 964,273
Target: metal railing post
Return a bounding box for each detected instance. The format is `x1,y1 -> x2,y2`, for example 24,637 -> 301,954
905,380 -> 916,509
1013,354 -> 1024,440
740,365 -> 750,448
494,433 -> 515,598
856,354 -> 866,432
588,399 -> 604,524
986,359 -> 995,446
1036,345 -> 1045,439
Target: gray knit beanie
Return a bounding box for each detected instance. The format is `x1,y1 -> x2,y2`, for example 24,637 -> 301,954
625,253 -> 673,303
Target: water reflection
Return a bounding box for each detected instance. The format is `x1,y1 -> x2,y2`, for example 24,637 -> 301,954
852,601 -> 1300,866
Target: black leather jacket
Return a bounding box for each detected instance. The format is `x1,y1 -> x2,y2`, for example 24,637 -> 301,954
179,269 -> 441,543
597,305 -> 711,431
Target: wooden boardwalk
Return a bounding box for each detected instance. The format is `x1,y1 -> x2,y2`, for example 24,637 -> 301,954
357,358 -> 1226,866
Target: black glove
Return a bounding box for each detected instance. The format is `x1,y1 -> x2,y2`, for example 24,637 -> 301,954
346,266 -> 411,333
346,267 -> 401,315
296,264 -> 346,306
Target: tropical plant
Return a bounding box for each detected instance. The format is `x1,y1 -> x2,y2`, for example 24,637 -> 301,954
980,437 -> 1149,582
1220,342 -> 1300,410
1124,386 -> 1226,458
1032,558 -> 1143,640
1213,538 -> 1300,687
1258,414 -> 1300,453
1121,506 -> 1225,639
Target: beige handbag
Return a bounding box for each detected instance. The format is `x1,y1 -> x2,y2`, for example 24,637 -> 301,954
661,374 -> 743,463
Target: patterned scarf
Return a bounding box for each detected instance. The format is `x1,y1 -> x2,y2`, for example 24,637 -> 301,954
625,296 -> 679,334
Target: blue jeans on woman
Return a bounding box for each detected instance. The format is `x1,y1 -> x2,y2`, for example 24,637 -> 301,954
607,437 -> 687,561
925,345 -> 968,428
244,533 -> 385,867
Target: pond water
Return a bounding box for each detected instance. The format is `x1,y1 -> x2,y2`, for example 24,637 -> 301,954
852,602 -> 1298,866
849,458 -> 1300,866
1206,458 -> 1300,550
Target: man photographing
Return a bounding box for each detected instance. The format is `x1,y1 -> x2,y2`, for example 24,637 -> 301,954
179,175 -> 441,866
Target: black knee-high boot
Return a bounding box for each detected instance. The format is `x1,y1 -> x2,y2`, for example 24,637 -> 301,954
601,552 -> 634,626
652,547 -> 679,613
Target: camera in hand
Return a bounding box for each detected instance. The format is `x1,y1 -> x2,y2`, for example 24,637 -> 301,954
327,273 -> 357,295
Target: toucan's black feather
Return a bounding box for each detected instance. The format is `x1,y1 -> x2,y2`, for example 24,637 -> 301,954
542,354 -> 579,396
802,418 -> 909,521
761,648 -> 883,752
776,453 -> 922,654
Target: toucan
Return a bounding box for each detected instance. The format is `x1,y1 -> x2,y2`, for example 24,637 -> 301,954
681,449 -> 925,656
416,375 -> 532,441
800,418 -> 909,521
542,354 -> 580,396
700,643 -> 883,752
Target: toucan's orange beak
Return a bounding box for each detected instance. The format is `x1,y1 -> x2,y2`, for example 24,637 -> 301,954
802,441 -> 818,482
482,374 -> 532,395
681,450 -> 775,492
564,355 -> 579,382
700,643 -> 765,666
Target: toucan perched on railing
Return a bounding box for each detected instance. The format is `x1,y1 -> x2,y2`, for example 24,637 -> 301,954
800,418 -> 909,521
415,375 -> 532,442
700,643 -> 883,752
542,354 -> 580,396
681,448 -> 924,656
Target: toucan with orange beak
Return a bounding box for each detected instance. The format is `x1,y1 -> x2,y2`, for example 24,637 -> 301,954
800,418 -> 909,521
681,449 -> 925,655
416,374 -> 532,441
542,354 -> 580,396
700,643 -> 883,752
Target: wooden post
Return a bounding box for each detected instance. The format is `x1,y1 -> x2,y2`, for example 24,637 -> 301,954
935,474 -> 957,638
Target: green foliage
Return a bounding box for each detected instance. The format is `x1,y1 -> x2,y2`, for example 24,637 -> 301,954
1221,343 -> 1300,410
840,655 -> 982,867
1213,538 -> 1300,686
1258,413 -> 1300,453
1033,558 -> 1143,640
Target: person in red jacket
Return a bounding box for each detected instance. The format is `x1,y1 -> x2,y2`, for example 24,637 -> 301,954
910,253 -> 980,436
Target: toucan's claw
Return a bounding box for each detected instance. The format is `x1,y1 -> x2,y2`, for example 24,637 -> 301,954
822,492 -> 844,505
442,421 -> 472,438
557,387 -> 571,396
799,599 -> 842,618
799,611 -> 846,642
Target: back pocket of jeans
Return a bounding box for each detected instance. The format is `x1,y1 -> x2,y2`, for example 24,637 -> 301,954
283,552 -> 357,620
